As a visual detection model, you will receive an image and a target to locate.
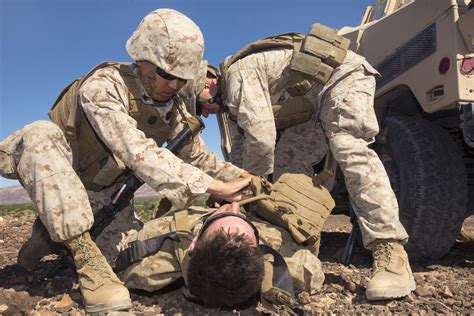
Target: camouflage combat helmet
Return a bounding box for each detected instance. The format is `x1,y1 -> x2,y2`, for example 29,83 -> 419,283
126,9 -> 204,80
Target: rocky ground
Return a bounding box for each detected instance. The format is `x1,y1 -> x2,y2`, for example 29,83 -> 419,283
0,213 -> 473,315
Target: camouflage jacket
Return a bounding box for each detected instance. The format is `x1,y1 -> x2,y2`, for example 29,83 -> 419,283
76,65 -> 243,208
224,48 -> 375,175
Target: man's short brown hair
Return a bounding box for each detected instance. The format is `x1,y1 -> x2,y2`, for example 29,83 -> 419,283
187,228 -> 264,307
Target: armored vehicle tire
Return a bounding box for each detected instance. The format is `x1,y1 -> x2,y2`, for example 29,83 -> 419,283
378,116 -> 467,262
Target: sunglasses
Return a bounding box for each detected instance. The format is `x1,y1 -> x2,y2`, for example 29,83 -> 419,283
155,67 -> 187,83
196,211 -> 260,243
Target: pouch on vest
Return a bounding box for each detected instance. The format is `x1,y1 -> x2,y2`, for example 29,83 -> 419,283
289,23 -> 350,86
241,173 -> 335,254
259,245 -> 305,316
272,96 -> 314,130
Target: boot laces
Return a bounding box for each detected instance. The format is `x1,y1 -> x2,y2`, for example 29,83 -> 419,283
373,242 -> 394,270
77,236 -> 114,280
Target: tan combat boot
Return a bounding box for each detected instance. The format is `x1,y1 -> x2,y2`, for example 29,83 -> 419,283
366,241 -> 416,301
65,231 -> 131,313
17,217 -> 63,272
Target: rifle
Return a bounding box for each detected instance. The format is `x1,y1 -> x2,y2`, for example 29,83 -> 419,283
32,117 -> 205,285
216,112 -> 232,161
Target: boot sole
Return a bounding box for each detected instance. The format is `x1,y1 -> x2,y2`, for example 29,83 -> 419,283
85,298 -> 132,314
366,278 -> 416,301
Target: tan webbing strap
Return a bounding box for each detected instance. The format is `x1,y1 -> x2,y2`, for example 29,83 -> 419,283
239,195 -> 298,210
172,210 -> 193,263
175,102 -> 204,136
221,32 -> 304,75
172,210 -> 203,302
172,210 -> 195,288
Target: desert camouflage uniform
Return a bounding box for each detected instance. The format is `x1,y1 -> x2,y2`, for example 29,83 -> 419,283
224,48 -> 408,248
118,207 -> 324,294
0,65 -> 244,262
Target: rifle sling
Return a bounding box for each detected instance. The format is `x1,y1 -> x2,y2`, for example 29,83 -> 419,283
114,231 -> 180,273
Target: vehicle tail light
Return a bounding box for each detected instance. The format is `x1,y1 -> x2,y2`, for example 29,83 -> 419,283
439,57 -> 450,74
461,57 -> 474,75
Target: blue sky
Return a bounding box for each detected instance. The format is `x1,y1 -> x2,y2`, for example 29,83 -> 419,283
0,0 -> 372,188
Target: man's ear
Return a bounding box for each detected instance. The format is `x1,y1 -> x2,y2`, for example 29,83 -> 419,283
188,235 -> 199,253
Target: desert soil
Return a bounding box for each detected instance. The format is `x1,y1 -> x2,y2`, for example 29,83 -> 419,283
0,213 -> 473,315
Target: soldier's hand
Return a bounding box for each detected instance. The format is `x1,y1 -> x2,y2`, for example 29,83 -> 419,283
206,177 -> 252,202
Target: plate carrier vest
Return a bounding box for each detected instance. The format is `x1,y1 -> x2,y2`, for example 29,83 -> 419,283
48,62 -> 186,191
221,23 -> 350,130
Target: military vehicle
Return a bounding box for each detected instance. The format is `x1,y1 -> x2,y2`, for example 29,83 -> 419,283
216,0 -> 473,262
337,0 -> 473,261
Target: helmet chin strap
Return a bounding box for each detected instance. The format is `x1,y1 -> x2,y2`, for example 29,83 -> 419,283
138,65 -> 174,102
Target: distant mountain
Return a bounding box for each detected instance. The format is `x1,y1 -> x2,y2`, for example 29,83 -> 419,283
0,185 -> 31,205
0,184 -> 159,206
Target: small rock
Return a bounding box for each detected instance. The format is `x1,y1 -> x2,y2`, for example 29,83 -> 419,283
444,298 -> 455,306
312,297 -> 336,308
386,300 -> 398,308
440,285 -> 454,298
453,300 -> 463,307
413,272 -> 425,284
374,305 -> 388,312
345,281 -> 357,292
302,306 -> 313,315
54,293 -> 74,313
36,310 -> 59,316
0,304 -> 8,313
298,291 -> 311,305
415,286 -> 433,297
405,292 -> 416,303
331,284 -> 344,292
0,239 -> 4,244
39,299 -> 50,306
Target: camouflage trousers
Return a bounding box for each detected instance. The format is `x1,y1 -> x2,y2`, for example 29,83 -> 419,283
276,66 -> 409,249
0,120 -> 141,262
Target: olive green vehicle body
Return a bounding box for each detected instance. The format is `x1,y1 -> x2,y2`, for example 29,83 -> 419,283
339,0 -> 474,261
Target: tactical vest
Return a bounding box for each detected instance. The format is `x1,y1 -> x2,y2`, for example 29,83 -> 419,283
241,173 -> 335,255
221,24 -> 350,130
48,62 -> 179,191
